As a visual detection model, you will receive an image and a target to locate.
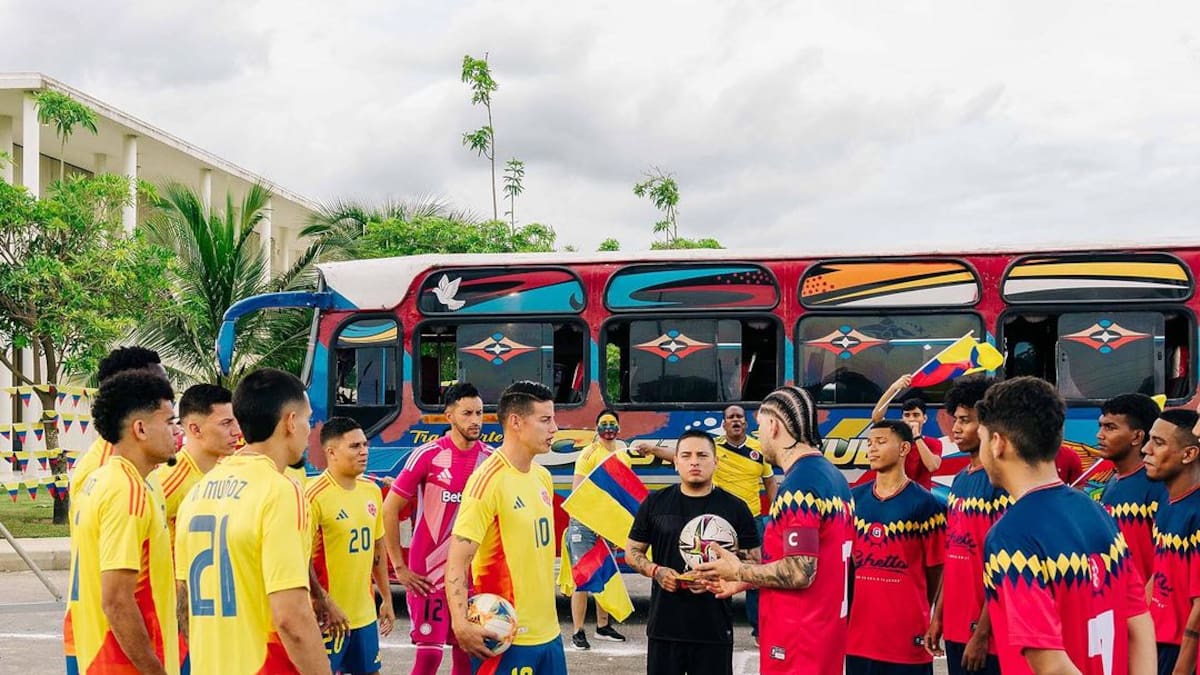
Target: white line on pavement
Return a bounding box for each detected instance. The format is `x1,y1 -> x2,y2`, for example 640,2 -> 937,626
0,633 -> 59,640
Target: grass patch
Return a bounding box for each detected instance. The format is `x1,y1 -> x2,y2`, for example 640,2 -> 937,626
0,496 -> 68,538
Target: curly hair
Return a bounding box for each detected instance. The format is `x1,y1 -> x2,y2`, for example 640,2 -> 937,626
97,346 -> 162,383
944,375 -> 995,414
975,376 -> 1064,464
92,370 -> 176,444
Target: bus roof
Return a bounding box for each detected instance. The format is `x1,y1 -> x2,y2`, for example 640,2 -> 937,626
316,236 -> 1200,310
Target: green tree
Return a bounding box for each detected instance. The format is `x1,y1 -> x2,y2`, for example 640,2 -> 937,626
598,238 -> 621,251
33,90 -> 99,181
502,158 -> 525,232
302,198 -> 481,255
633,168 -> 681,245
353,216 -> 555,258
650,237 -> 723,250
134,183 -> 330,387
0,175 -> 171,522
461,54 -> 500,222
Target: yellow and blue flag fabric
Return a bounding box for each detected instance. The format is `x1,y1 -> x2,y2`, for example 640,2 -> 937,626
562,452 -> 648,546
910,333 -> 1004,388
556,532 -> 634,621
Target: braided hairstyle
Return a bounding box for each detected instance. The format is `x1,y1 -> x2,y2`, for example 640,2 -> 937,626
759,386 -> 822,449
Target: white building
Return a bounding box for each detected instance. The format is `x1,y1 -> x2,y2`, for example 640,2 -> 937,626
0,72 -> 322,428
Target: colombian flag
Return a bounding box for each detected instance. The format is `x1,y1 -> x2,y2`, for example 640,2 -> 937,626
562,453 -> 648,546
909,333 -> 1005,388
556,535 -> 634,621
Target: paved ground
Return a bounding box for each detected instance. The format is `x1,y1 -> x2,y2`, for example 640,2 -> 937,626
0,570 -> 949,674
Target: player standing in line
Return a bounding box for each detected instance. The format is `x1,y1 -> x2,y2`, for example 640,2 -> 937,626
175,369 -> 330,675
1144,408 -> 1200,674
65,370 -> 180,674
446,381 -> 568,675
149,384 -> 241,540
977,377 -> 1155,674
846,420 -> 946,675
306,417 -> 395,675
70,346 -> 167,514
698,386 -> 854,675
568,409 -> 631,650
871,376 -> 943,489
382,382 -> 492,675
1097,393 -> 1165,588
625,429 -> 760,675
925,376 -> 1007,675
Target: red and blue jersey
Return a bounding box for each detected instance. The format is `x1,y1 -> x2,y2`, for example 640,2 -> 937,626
760,454 -> 854,675
1100,464 -> 1163,587
944,465 -> 1011,650
1151,485 -> 1200,645
848,480 -> 945,665
984,483 -> 1147,675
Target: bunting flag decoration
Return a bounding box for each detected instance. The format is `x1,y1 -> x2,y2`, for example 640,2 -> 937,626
15,456 -> 27,473
71,394 -> 82,406
42,410 -> 59,422
66,454 -> 77,470
19,391 -> 33,407
33,384 -> 54,394
60,417 -> 73,433
33,428 -> 44,443
79,419 -> 90,434
56,392 -> 67,406
46,481 -> 58,500
25,481 -> 37,500
0,427 -> 10,442
6,484 -> 17,502
16,428 -> 28,446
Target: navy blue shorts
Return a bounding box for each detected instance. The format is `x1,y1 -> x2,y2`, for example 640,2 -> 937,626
1158,643 -> 1180,675
325,622 -> 381,675
845,655 -> 933,675
943,641 -> 1000,675
472,638 -> 567,675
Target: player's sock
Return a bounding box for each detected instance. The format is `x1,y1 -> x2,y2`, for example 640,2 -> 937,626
411,645 -> 443,675
450,646 -> 472,675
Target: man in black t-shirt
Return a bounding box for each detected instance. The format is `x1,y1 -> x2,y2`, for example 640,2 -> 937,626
627,430 -> 761,675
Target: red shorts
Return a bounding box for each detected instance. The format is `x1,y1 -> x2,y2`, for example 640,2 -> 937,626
408,589 -> 456,646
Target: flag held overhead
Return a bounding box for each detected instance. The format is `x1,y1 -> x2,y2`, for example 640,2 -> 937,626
909,332 -> 1005,388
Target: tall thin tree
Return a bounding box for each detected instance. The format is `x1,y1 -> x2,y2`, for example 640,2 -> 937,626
461,53 -> 500,222
33,90 -> 99,181
502,158 -> 525,234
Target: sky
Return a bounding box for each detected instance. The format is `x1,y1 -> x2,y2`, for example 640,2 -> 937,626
4,0 -> 1200,252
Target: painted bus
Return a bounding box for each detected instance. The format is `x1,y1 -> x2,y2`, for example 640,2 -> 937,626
216,244 -> 1199,537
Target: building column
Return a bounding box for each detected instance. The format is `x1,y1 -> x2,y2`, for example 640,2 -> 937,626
279,226 -> 292,270
122,135 -> 137,233
260,197 -> 273,282
22,93 -> 40,197
0,115 -> 13,184
0,348 -> 11,429
200,168 -> 212,216
93,152 -> 108,175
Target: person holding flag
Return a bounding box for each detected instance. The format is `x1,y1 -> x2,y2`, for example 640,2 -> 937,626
564,409 -> 630,650
626,430 -> 761,675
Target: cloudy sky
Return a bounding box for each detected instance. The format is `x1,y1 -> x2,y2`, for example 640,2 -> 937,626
4,1 -> 1200,251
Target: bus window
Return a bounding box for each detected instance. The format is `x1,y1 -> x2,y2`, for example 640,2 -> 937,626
1056,312 -> 1164,400
797,313 -> 983,405
415,321 -> 587,407
604,317 -> 780,405
332,317 -> 400,431
1002,310 -> 1191,401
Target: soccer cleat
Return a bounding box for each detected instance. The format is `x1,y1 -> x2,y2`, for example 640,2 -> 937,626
571,629 -> 591,650
595,624 -> 626,642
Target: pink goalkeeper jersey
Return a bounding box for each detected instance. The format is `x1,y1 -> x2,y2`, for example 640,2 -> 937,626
391,436 -> 493,588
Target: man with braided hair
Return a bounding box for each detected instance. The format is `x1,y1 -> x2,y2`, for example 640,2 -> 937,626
699,386 -> 854,675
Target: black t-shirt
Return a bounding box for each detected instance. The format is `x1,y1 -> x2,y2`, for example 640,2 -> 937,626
628,485 -> 760,644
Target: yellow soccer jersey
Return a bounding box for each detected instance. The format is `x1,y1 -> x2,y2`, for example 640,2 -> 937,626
713,435 -> 773,517
284,464 -> 308,485
69,436 -> 114,519
572,440 -> 632,478
453,451 -> 558,646
306,472 -> 385,630
65,455 -> 179,675
149,448 -> 203,542
175,454 -> 310,675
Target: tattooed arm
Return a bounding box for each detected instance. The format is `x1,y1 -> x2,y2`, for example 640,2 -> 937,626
739,547 -> 762,563
447,534 -> 497,659
175,581 -> 189,642
626,538 -> 681,592
697,545 -> 817,589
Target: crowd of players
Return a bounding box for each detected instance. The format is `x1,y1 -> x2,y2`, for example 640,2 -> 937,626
56,343 -> 1200,675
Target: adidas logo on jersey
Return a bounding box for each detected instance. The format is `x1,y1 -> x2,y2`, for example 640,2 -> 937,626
513,496 -> 526,510
336,509 -> 349,521
437,467 -> 453,483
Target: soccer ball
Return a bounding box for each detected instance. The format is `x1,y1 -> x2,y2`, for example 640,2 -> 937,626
678,514 -> 739,570
466,593 -> 519,655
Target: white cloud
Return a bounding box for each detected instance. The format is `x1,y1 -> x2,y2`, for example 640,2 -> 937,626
4,0 -> 1200,251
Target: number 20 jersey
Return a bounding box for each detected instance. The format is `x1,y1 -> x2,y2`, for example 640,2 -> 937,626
175,454 -> 311,675
984,483 -> 1148,675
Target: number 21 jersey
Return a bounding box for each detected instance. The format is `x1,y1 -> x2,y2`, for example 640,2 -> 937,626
175,454 -> 311,675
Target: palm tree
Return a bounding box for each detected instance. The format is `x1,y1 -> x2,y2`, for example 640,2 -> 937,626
135,182 -> 333,387
301,196 -> 480,253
